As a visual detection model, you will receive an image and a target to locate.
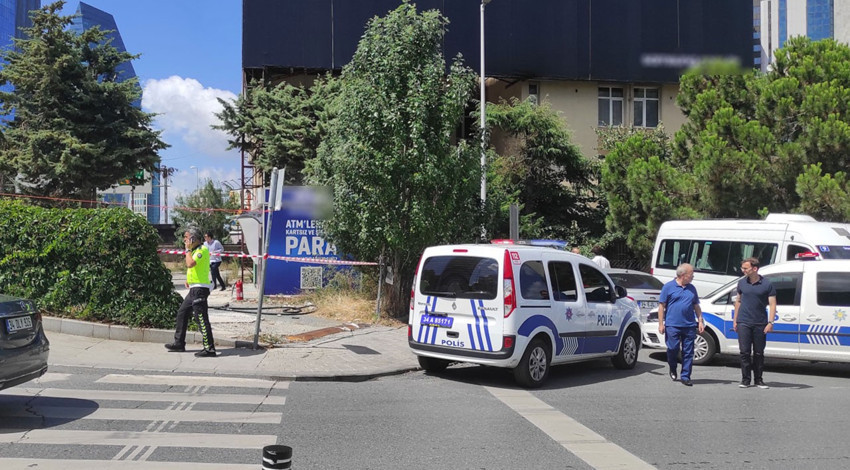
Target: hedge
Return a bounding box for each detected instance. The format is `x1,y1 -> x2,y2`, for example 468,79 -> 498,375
0,199 -> 182,328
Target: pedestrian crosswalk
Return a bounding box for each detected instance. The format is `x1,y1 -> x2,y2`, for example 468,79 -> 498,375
0,372 -> 288,469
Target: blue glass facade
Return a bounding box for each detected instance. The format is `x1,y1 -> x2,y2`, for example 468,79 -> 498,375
779,0 -> 788,48
1,1 -> 40,115
807,0 -> 834,41
70,2 -> 159,223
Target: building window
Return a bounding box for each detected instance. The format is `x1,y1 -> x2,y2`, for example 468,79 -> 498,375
633,87 -> 659,128
132,194 -> 147,216
598,87 -> 623,126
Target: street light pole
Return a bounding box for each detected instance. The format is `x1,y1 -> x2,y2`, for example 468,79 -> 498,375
189,165 -> 199,190
480,0 -> 490,208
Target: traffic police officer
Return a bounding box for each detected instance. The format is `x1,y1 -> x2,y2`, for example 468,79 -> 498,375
165,227 -> 217,357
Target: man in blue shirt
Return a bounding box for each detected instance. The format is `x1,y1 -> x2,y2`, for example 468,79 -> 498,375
733,257 -> 777,389
658,263 -> 704,386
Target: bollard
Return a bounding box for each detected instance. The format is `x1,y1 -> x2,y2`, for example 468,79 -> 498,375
262,445 -> 292,469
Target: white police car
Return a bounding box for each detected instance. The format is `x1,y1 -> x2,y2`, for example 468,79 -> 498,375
642,257 -> 850,365
408,241 -> 642,387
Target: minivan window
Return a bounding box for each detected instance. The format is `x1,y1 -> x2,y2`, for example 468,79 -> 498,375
548,261 -> 578,302
656,239 -> 777,276
419,256 -> 498,299
519,261 -> 549,300
764,273 -> 802,306
818,246 -> 850,260
816,272 -> 850,306
579,264 -> 613,303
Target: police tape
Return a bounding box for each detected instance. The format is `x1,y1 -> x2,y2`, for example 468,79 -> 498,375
157,249 -> 379,266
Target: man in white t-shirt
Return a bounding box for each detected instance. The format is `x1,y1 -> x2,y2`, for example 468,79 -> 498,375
203,232 -> 226,291
591,245 -> 611,269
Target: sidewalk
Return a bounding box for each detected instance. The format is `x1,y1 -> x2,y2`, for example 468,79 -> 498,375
42,273 -> 420,381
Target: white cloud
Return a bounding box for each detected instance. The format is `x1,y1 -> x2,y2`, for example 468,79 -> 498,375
142,76 -> 238,159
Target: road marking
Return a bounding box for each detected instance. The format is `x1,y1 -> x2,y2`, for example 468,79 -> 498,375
0,459 -> 258,469
96,374 -> 290,390
3,388 -> 286,405
0,429 -> 277,448
33,373 -> 73,383
3,406 -> 283,424
485,387 -> 655,470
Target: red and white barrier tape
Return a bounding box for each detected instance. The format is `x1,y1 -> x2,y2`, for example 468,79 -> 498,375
157,249 -> 378,266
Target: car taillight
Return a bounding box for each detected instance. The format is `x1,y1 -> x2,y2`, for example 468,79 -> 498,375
407,325 -> 412,339
410,254 -> 423,311
627,296 -> 635,302
503,250 -> 516,318
503,335 -> 515,349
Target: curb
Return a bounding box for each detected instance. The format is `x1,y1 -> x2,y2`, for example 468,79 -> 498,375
42,316 -> 372,349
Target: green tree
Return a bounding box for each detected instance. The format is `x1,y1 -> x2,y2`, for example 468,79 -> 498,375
215,76 -> 339,184
795,163 -> 850,221
0,1 -> 166,201
599,127 -> 700,257
485,98 -> 602,239
172,180 -> 238,242
306,1 -> 480,317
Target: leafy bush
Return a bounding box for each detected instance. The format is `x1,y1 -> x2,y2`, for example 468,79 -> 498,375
0,199 -> 182,327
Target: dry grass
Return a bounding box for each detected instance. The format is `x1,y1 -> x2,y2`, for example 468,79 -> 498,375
299,290 -> 406,327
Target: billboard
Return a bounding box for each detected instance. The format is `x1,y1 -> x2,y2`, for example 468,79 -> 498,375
243,0 -> 752,83
263,186 -> 342,295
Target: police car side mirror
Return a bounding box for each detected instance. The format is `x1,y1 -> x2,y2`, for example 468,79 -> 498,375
615,285 -> 628,299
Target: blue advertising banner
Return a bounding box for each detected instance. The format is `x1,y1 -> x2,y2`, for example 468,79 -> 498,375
263,187 -> 339,295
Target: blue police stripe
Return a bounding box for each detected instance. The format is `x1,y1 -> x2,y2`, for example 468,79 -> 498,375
417,296 -> 430,343
467,323 -> 477,350
469,299 -> 493,352
518,315 -> 565,354
430,325 -> 438,344
477,299 -> 493,351
703,311 -> 803,344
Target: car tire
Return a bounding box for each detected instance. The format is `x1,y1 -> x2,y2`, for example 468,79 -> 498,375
692,330 -> 717,366
417,355 -> 450,372
513,338 -> 551,388
611,330 -> 639,370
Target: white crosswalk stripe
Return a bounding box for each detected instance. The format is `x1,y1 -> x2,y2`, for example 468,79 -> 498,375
0,373 -> 288,468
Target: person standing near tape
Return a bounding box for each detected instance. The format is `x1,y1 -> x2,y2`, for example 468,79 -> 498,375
166,227 -> 217,357
204,231 -> 226,291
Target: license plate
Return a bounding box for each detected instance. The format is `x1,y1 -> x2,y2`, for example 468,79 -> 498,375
639,301 -> 659,310
6,315 -> 33,333
420,314 -> 453,328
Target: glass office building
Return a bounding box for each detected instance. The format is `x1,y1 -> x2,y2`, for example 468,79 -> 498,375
0,1 -> 40,114
760,0 -> 840,71
70,2 -> 161,223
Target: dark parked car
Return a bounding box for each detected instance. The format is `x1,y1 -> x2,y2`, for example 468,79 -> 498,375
0,294 -> 49,391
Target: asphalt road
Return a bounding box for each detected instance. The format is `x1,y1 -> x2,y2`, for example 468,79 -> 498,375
2,350 -> 849,469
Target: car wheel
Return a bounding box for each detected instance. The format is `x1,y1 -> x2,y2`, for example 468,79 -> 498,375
692,331 -> 717,366
513,338 -> 550,388
612,330 -> 639,370
418,355 -> 450,372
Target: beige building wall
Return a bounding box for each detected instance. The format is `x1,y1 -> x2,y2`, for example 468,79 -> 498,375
488,79 -> 685,158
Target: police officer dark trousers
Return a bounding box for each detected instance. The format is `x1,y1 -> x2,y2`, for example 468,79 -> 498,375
166,229 -> 217,357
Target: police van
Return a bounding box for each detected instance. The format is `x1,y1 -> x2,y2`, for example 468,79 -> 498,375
408,241 -> 642,387
642,258 -> 850,365
651,213 -> 850,294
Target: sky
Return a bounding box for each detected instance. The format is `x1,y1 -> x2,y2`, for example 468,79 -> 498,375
58,0 -> 243,215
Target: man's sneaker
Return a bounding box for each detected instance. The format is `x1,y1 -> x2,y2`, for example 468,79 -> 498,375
739,380 -> 751,388
755,380 -> 770,389
194,349 -> 217,358
164,343 -> 185,352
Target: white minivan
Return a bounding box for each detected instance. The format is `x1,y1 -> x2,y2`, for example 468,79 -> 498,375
651,213 -> 850,294
408,242 -> 642,387
642,259 -> 850,365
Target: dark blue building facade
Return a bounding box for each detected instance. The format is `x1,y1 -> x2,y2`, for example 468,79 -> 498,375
0,0 -> 40,116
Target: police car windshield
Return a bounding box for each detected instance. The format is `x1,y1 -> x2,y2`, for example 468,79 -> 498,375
819,246 -> 850,259
420,255 -> 499,300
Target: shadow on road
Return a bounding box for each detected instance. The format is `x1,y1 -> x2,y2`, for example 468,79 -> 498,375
0,396 -> 98,430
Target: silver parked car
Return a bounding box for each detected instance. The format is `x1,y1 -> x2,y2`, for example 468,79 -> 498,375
0,294 -> 49,391
605,269 -> 664,322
